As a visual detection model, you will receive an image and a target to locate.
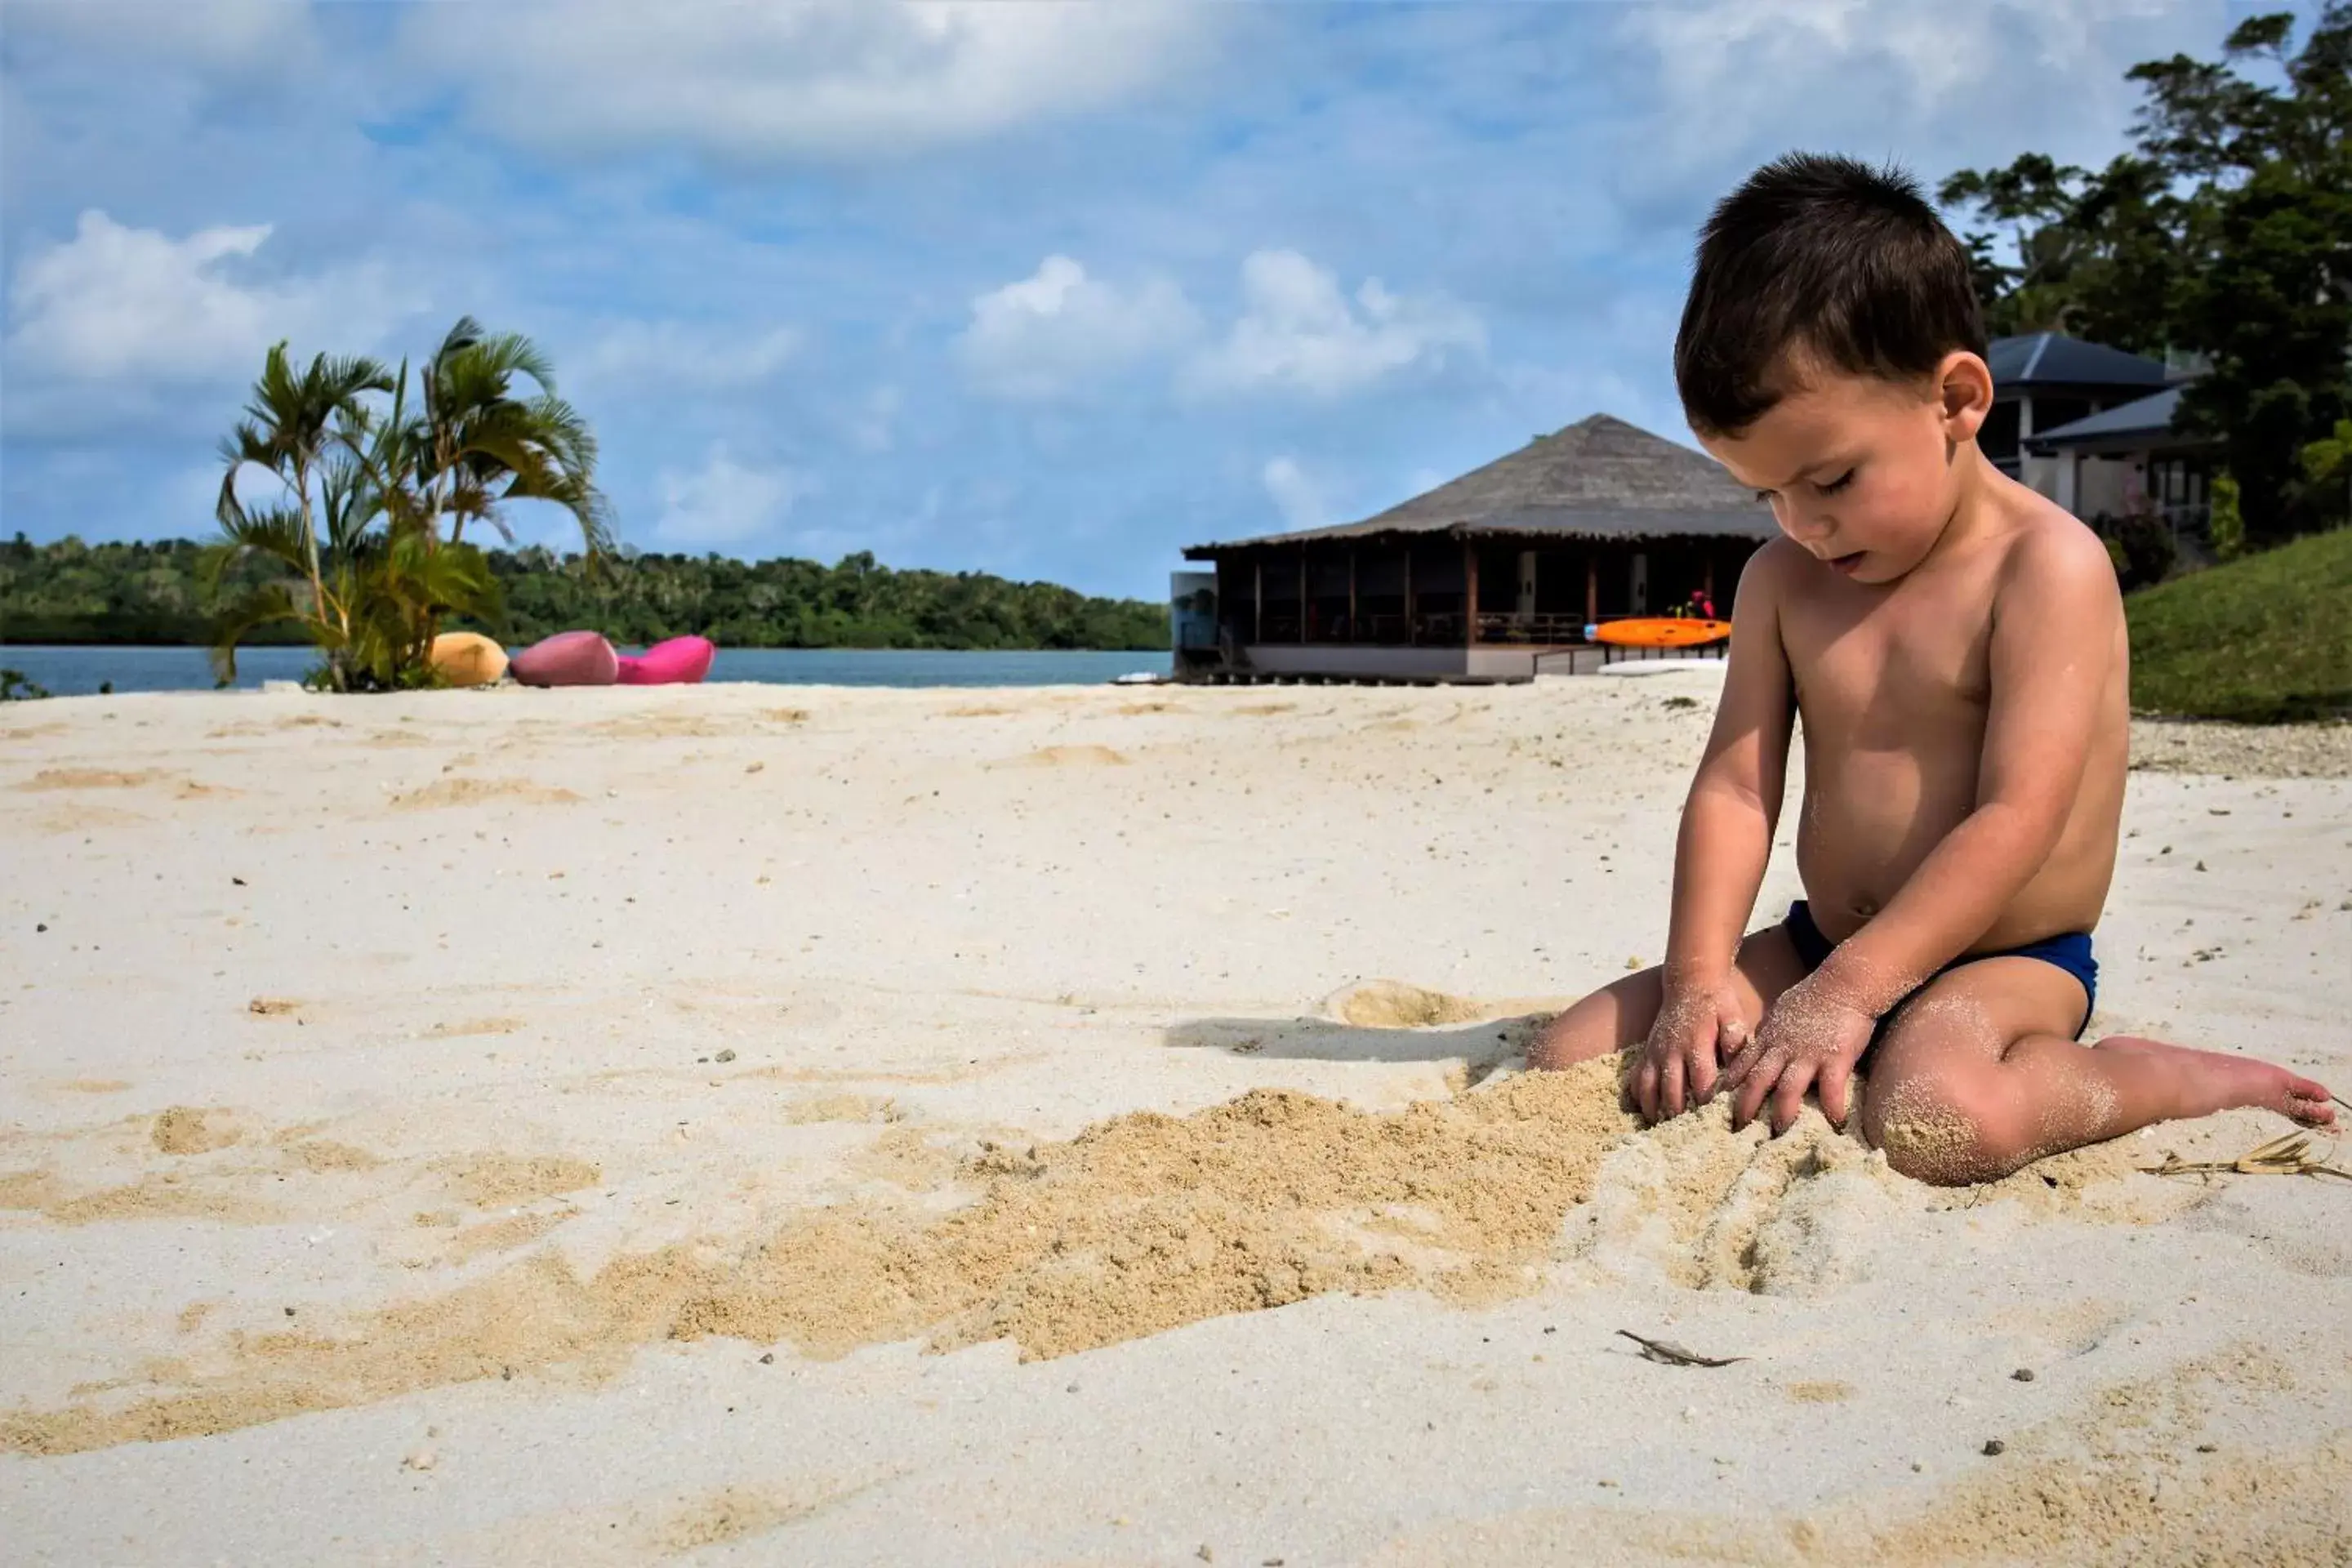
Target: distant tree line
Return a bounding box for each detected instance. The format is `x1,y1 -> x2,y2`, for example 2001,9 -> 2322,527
1940,2 -> 2352,546
0,534 -> 1171,653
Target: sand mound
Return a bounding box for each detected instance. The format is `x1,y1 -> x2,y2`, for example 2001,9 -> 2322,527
389,777 -> 583,810
16,768 -> 167,791
785,1094 -> 902,1125
1000,745 -> 1129,768
151,1107 -> 241,1156
434,1153 -> 602,1207
0,1062 -> 2174,1458
0,1062 -> 1634,1454
1326,979 -> 1510,1029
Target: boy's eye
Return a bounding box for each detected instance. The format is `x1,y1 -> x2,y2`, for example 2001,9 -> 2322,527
1816,469 -> 1855,495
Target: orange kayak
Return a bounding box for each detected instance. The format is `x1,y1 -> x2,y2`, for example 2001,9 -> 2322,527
1594,617 -> 1732,649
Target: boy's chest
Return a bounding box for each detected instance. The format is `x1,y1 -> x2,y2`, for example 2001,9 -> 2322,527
1781,576 -> 1996,734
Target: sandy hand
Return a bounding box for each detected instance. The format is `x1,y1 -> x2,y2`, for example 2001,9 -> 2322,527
1634,979 -> 1751,1125
1721,973 -> 1878,1135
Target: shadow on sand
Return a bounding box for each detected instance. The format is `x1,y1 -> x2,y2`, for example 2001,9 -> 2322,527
1163,1012 -> 1542,1070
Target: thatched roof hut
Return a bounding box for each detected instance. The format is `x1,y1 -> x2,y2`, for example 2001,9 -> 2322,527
1185,414 -> 1773,554
1174,414 -> 1772,684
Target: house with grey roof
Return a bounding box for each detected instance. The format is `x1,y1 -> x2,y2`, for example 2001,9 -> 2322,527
2024,384 -> 2216,537
1172,413 -> 1773,684
1984,332 -> 2209,535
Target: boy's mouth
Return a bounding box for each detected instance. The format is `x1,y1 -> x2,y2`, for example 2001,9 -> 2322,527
1828,550 -> 1866,576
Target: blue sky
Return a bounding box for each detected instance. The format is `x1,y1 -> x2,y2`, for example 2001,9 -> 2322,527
0,0 -> 2301,599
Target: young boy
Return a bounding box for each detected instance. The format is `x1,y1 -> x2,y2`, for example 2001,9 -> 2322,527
1529,154 -> 2336,1185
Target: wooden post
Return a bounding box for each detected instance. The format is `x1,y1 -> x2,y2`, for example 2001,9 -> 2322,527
1463,541 -> 1480,647
1298,546 -> 1308,644
1584,555 -> 1599,630
1348,547 -> 1357,641
1703,556 -> 1716,608
1253,555 -> 1263,644
1404,545 -> 1416,646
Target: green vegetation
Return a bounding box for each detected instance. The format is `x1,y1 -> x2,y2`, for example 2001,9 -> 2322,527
206,318 -> 612,691
2126,528 -> 2352,721
2,536 -> 1170,654
1944,3 -> 2351,545
0,668 -> 49,702
2,310 -> 1167,678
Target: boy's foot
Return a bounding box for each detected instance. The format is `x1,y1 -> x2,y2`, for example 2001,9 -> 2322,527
2093,1036 -> 2339,1128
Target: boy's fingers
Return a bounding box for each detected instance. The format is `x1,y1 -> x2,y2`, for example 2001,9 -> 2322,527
1731,1053 -> 1780,1129
1818,1063 -> 1853,1129
1769,1063 -> 1813,1136
1633,1058 -> 1659,1124
1660,1052 -> 1686,1120
1688,1046 -> 1718,1105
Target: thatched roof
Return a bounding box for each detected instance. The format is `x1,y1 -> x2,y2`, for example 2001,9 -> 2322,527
1183,413 -> 1772,556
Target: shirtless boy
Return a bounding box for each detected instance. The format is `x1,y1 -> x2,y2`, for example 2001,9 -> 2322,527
1529,154 -> 2337,1185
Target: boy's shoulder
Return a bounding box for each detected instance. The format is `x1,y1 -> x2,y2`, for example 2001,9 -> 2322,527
1984,474 -> 2123,605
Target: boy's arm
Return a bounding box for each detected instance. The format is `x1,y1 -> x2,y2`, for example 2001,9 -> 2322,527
1660,543 -> 1797,993
1809,526 -> 2117,1013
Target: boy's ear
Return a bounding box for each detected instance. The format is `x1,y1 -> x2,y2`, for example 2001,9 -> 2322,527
1936,351 -> 1993,442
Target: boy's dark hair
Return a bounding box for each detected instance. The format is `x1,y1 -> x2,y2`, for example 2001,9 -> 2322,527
1674,153 -> 1986,437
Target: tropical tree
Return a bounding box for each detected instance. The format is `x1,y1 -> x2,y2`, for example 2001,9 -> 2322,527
1943,3 -> 2352,543
205,315 -> 608,690
216,342 -> 394,626
406,316 -> 614,556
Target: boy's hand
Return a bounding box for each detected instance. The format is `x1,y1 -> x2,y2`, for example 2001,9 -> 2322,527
1720,973 -> 1876,1135
1633,980 -> 1750,1124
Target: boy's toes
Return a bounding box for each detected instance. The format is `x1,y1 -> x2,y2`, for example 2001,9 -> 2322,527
2281,1076 -> 2336,1127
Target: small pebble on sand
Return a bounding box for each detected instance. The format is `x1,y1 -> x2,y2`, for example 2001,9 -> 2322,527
2011,1368 -> 2035,1382
1981,1440 -> 2006,1456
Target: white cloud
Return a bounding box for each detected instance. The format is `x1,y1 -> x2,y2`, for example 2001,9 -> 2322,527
1261,456 -> 1333,531
4,0 -> 322,73
954,255 -> 1200,401
402,0 -> 1214,163
1181,249 -> 1486,401
574,319 -> 802,394
653,443 -> 814,548
3,210 -> 412,385
1617,0 -> 2194,177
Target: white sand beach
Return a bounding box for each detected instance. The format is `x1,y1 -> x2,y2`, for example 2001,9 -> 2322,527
2,672 -> 2349,1565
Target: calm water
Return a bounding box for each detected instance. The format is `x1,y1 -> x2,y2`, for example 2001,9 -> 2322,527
0,645 -> 1169,697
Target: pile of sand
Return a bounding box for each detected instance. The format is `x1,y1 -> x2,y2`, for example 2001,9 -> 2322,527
0,1060 -> 1637,1454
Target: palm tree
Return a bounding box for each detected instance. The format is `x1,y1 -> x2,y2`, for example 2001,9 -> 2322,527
208,367 -> 501,691
216,343 -> 394,626
411,316 -> 615,557
205,317 -> 608,689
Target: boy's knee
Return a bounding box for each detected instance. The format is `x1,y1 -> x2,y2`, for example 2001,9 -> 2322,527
1861,1070 -> 2022,1187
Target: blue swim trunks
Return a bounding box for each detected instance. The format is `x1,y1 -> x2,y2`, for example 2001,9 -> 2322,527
1783,900 -> 2098,1040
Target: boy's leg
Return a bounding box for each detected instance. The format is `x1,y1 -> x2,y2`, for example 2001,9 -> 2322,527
1859,958 -> 2339,1187
1528,924 -> 1809,1085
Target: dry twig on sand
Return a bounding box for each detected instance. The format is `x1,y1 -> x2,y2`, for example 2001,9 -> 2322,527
2139,1129 -> 2352,1183
1615,1330 -> 1748,1367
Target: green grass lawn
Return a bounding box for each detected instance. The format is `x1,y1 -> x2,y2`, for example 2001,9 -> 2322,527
2127,527 -> 2352,722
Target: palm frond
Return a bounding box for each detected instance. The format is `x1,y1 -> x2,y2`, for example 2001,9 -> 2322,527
207,581 -> 305,685
211,503 -> 314,579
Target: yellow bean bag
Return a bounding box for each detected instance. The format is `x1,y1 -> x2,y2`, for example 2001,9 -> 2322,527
430,631 -> 509,688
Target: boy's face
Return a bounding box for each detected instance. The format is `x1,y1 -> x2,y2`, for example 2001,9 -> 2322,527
1696,352 -> 1992,586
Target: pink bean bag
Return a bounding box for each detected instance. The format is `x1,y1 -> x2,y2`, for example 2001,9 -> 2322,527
509,630 -> 620,688
617,635 -> 715,686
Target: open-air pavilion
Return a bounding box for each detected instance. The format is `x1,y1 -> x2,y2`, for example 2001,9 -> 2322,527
1174,413 -> 1775,683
